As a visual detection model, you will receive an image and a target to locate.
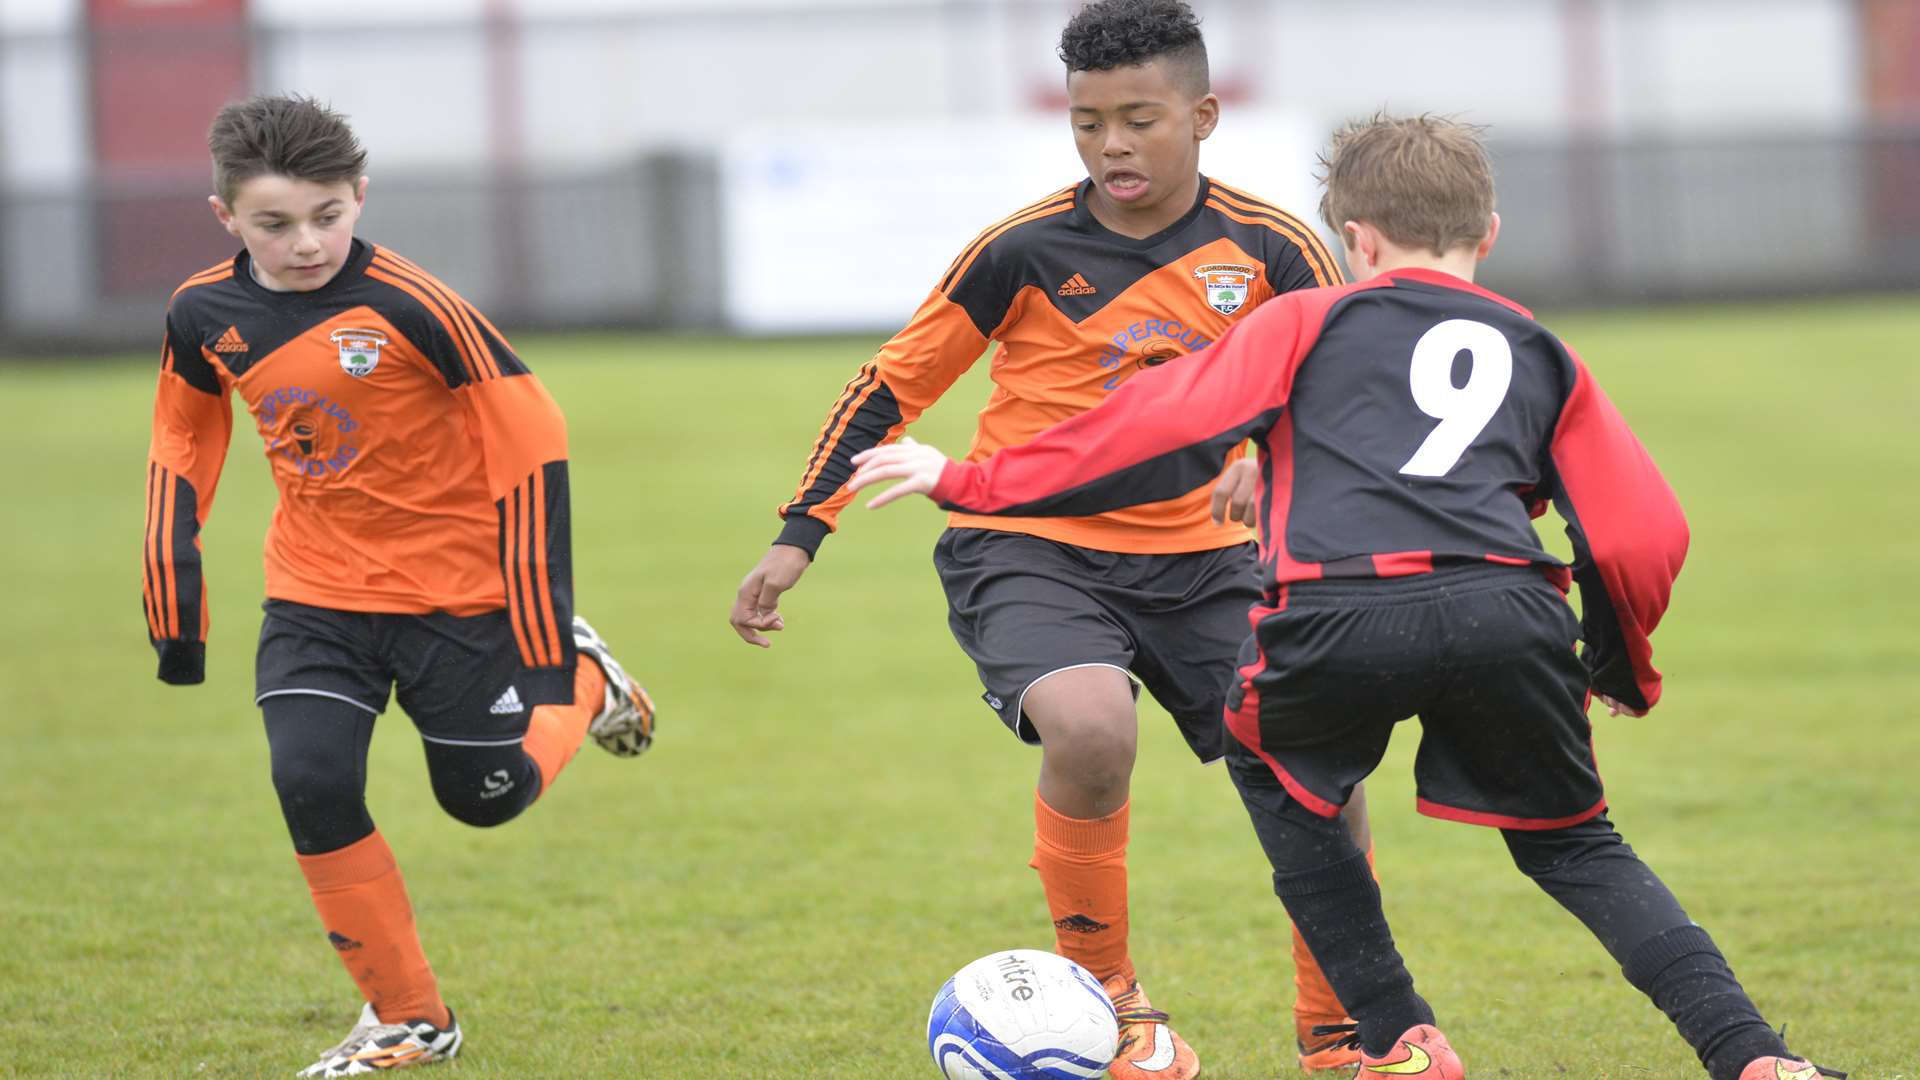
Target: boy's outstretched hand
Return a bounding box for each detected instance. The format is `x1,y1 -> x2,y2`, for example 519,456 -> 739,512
849,440 -> 952,509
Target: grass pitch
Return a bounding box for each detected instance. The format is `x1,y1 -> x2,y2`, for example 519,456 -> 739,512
2,298 -> 1917,1078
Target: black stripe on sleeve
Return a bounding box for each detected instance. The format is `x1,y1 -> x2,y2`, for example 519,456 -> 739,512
782,364 -> 879,514
144,462 -> 162,635
164,317 -> 224,396
166,473 -> 204,642
785,381 -> 905,516
499,483 -> 536,664
536,460 -> 575,673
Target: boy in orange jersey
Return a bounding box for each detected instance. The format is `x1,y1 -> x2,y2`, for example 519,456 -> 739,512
846,113 -> 1840,1080
728,2 -> 1373,1074
144,95 -> 655,1077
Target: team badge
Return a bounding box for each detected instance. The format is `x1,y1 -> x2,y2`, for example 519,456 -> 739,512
330,327 -> 388,378
1194,263 -> 1257,315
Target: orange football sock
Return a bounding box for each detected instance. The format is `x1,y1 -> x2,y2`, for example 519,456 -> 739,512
296,830 -> 450,1028
1030,792 -> 1133,984
1293,842 -> 1376,1023
521,659 -> 606,795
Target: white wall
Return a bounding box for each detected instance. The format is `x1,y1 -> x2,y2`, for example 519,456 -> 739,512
0,0 -> 85,188
0,0 -> 78,32
1611,0 -> 1859,133
0,0 -> 1868,185
0,0 -> 1881,334
716,110 -> 1324,332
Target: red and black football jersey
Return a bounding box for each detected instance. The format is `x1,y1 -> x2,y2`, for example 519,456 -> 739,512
776,176 -> 1343,557
927,268 -> 1688,712
144,239 -> 575,693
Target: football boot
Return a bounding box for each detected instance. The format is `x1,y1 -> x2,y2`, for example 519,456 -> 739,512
1102,973 -> 1200,1079
298,1002 -> 461,1076
573,615 -> 656,757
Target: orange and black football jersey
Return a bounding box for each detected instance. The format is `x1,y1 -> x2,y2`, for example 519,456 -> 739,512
144,239 -> 575,695
776,176 -> 1344,556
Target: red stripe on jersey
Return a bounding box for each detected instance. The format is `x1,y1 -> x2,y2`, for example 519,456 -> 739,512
1371,551 -> 1435,577
1548,348 -> 1688,709
1484,553 -> 1531,566
1258,410 -> 1325,584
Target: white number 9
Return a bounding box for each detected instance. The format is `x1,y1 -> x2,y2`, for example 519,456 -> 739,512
1398,318 -> 1513,478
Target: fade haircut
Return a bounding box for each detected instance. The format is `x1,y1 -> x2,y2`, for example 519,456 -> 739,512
209,94 -> 366,207
1058,0 -> 1210,98
1318,112 -> 1495,255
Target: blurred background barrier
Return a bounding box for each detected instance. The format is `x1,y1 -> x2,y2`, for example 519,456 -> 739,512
2,0 -> 1917,348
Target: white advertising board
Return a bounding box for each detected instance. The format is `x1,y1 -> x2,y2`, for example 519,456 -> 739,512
717,110 -> 1328,334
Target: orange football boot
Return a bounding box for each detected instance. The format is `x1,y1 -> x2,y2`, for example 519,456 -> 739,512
1738,1056 -> 1844,1080
1102,973 -> 1200,1080
1298,1012 -> 1363,1073
1344,1024 -> 1463,1079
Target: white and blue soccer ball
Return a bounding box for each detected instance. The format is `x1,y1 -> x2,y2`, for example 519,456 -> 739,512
927,949 -> 1119,1080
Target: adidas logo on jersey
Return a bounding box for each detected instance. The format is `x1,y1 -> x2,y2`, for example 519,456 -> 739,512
489,686 -> 525,715
213,326 -> 249,353
1056,273 -> 1098,296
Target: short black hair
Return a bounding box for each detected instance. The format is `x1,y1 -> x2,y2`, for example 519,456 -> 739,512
209,95 -> 366,206
1058,0 -> 1209,97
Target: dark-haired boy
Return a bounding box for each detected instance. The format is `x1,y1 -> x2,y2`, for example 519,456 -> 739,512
845,114 -> 1835,1080
145,94 -> 656,1077
727,0 -> 1370,1074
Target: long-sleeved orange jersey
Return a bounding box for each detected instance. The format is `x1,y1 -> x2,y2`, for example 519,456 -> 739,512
144,239 -> 575,695
776,177 -> 1344,557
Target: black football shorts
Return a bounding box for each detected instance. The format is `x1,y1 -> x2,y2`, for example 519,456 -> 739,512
254,599 -> 572,744
1224,563 -> 1606,829
933,527 -> 1261,763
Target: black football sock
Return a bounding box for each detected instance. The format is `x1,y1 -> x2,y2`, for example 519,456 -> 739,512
1271,852 -> 1433,1057
1506,821 -> 1786,1078
1503,816 -> 1693,960
1623,925 -> 1790,1080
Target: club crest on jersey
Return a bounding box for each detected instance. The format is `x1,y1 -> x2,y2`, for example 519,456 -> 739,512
329,328 -> 388,378
1194,263 -> 1256,315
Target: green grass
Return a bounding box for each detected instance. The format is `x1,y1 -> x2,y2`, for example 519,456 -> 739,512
1,298 -> 1917,1078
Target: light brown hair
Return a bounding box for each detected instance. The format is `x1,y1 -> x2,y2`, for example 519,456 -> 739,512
209,95 -> 366,206
1318,112 -> 1494,255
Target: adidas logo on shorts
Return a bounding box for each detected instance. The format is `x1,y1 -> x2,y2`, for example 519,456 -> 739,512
489,686 -> 525,715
